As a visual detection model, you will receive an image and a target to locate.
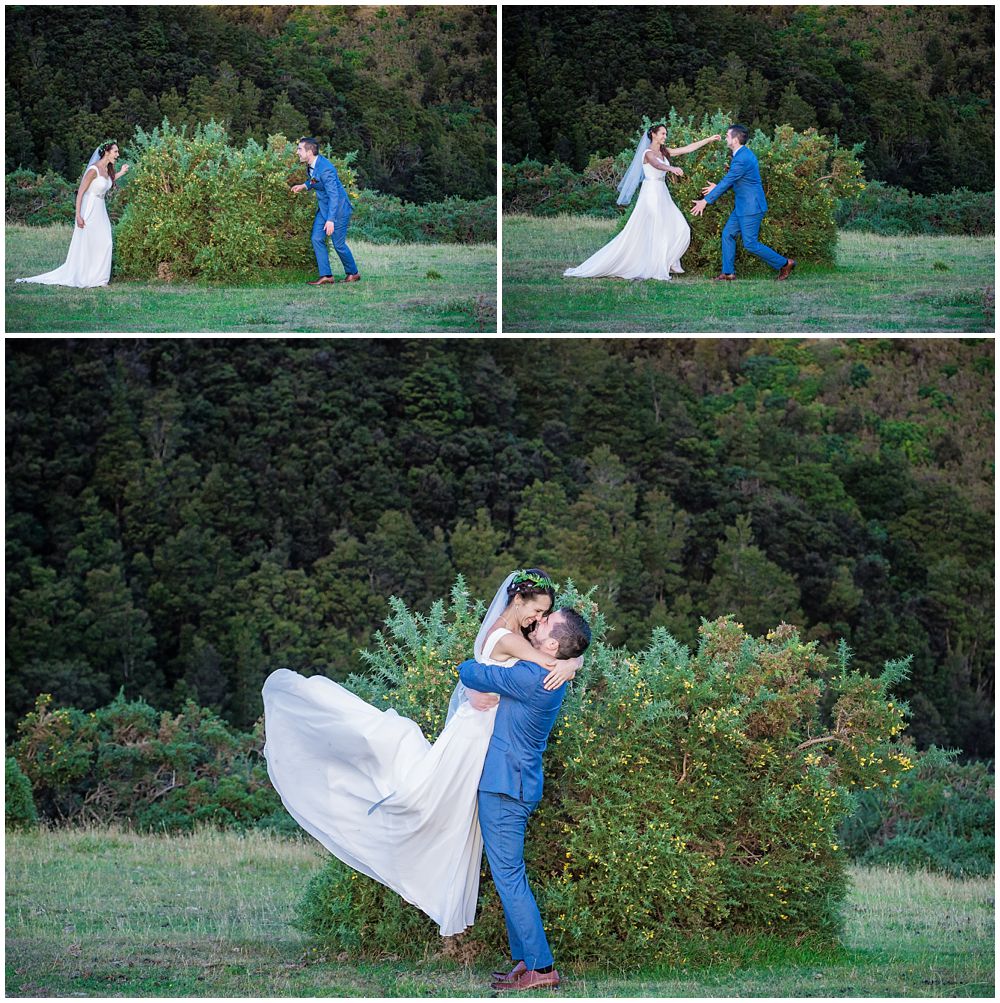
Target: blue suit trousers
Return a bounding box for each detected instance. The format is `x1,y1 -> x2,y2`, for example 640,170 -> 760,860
721,210 -> 787,274
478,791 -> 553,970
311,206 -> 358,277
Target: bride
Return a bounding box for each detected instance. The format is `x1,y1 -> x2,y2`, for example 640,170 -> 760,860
564,124 -> 720,281
261,569 -> 581,936
16,141 -> 128,288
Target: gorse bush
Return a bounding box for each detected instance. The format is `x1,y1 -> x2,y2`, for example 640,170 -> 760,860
839,745 -> 994,878
114,119 -> 360,282
502,160 -> 621,218
297,579 -> 916,967
835,180 -> 995,236
8,691 -> 288,832
352,191 -> 496,244
5,169 -> 77,225
5,756 -> 39,829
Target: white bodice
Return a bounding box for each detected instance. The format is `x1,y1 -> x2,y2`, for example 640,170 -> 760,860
642,161 -> 668,180
87,168 -> 113,200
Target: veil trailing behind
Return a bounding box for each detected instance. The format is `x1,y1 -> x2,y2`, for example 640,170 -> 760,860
261,574 -> 517,936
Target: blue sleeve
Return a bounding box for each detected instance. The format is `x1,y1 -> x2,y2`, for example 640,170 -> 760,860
458,658 -> 540,701
705,154 -> 752,205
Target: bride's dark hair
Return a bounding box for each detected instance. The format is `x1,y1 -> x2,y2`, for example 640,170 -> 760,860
97,141 -> 118,192
506,568 -> 556,605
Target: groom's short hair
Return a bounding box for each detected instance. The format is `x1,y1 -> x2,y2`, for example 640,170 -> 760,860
550,608 -> 592,659
728,124 -> 749,146
298,137 -> 320,155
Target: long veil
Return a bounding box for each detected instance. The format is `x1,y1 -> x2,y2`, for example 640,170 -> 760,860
82,146 -> 102,182
445,572 -> 515,723
616,132 -> 652,205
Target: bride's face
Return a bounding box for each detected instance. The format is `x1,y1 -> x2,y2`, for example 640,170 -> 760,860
650,127 -> 666,147
513,593 -> 552,630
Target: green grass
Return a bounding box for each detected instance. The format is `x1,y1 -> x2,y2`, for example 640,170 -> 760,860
4,224 -> 497,333
5,826 -> 994,997
502,214 -> 995,332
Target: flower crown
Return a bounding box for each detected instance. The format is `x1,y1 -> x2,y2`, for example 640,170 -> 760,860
509,569 -> 557,594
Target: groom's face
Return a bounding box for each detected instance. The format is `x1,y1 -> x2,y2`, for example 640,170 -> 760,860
530,610 -> 563,657
725,130 -> 740,153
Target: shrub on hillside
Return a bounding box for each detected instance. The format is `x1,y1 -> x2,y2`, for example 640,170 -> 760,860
839,745 -> 994,877
297,579 -> 915,967
5,755 -> 39,829
352,190 -> 496,244
835,180 -> 994,236
5,169 -> 78,226
8,691 -> 287,832
114,119 -> 360,282
502,159 -> 620,218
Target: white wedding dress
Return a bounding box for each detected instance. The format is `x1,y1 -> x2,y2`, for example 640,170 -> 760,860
262,627 -> 516,936
16,166 -> 113,287
564,160 -> 690,280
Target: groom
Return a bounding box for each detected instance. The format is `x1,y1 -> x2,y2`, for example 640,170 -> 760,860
690,124 -> 796,281
291,137 -> 360,286
459,607 -> 592,993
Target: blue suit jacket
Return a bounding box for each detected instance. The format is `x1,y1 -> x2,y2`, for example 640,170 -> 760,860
705,146 -> 768,215
306,155 -> 352,222
458,658 -> 566,802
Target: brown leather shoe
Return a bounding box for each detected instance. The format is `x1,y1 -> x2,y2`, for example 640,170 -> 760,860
343,273 -> 361,283
492,962 -> 527,984
712,273 -> 736,281
492,968 -> 560,992
776,258 -> 797,280
307,276 -> 335,285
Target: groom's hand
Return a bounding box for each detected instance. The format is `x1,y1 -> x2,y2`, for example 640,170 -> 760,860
467,689 -> 499,712
324,221 -> 335,237
290,184 -> 306,193
701,182 -> 717,196
690,199 -> 708,217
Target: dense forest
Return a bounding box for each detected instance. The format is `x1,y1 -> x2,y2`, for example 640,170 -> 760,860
5,5 -> 496,202
502,5 -> 994,195
5,339 -> 993,760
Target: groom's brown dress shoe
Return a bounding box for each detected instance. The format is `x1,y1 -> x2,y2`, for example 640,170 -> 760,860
712,273 -> 736,281
776,258 -> 797,280
307,276 -> 335,285
492,968 -> 560,992
343,272 -> 361,283
492,962 -> 527,984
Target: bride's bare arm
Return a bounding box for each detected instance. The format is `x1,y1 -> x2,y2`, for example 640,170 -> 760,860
666,134 -> 722,157
75,168 -> 96,227
644,150 -> 683,177
491,629 -> 582,691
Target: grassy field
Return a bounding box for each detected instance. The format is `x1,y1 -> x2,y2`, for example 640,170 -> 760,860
502,215 -> 995,333
5,826 -> 994,997
4,224 -> 497,333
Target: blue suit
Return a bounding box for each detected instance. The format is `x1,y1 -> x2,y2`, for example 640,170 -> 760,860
306,154 -> 358,277
458,657 -> 566,971
704,145 -> 787,274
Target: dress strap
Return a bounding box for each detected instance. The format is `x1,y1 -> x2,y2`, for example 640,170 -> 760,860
481,627 -> 511,661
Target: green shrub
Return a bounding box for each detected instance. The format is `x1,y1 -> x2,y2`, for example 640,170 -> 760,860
297,579 -> 915,967
835,180 -> 994,236
352,190 -> 496,244
9,691 -> 284,831
5,755 -> 39,829
502,159 -> 621,218
839,746 -> 994,877
114,119 -> 360,282
5,168 -> 77,226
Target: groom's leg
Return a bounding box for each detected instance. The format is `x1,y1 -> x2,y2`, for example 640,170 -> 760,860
310,213 -> 333,276
478,791 -> 554,972
331,206 -> 359,277
738,213 -> 788,270
721,211 -> 741,275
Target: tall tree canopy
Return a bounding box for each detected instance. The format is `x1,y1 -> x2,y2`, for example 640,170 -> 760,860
5,339 -> 994,760
502,5 -> 994,194
5,5 -> 496,202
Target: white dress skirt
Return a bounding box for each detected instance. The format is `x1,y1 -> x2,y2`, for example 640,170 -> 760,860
261,628 -> 515,936
564,160 -> 691,280
16,166 -> 114,287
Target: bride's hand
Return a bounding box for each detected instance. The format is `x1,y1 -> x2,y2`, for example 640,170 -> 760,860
672,167 -> 684,178
117,163 -> 130,177
543,656 -> 583,691
710,134 -> 723,142
76,214 -> 85,228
